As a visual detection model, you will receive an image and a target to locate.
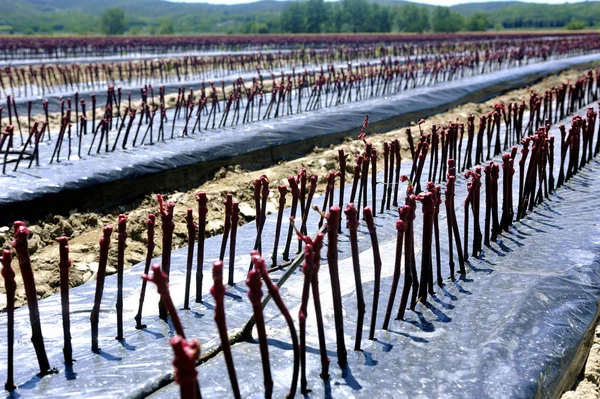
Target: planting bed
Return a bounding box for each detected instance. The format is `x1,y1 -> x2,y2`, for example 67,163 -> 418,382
0,35 -> 599,399
0,32 -> 596,61
0,53 -> 598,224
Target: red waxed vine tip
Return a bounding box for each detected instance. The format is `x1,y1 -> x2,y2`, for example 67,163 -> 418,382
417,191 -> 434,212
278,184 -> 288,196
211,259 -> 225,290
13,225 -> 28,242
288,176 -> 300,196
58,236 -> 70,264
196,191 -> 208,205
399,204 -> 411,222
157,194 -> 175,219
250,176 -> 270,264
338,148 -> 347,162
261,174 -> 270,188
13,220 -> 25,235
170,335 -> 201,398
1,248 -> 14,273
250,252 -> 265,271
344,203 -> 359,228
118,214 -> 128,232
170,336 -> 200,378
246,268 -> 263,300
185,208 -> 195,228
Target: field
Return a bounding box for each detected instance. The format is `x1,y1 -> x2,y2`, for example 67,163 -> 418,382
0,32 -> 599,398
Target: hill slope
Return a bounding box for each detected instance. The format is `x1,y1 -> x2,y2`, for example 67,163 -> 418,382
450,1 -> 525,17
0,0 -> 598,35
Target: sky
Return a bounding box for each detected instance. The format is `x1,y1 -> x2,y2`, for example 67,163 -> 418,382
170,0 -> 588,5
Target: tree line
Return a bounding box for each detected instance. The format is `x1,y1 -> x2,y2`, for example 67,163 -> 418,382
95,1 -> 488,35
279,0 -> 488,34
4,0 -> 600,36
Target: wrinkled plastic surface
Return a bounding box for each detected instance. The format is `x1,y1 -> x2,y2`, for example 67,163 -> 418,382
2,52 -> 541,107
0,54 -> 598,218
149,105 -> 600,398
12,58 -> 369,112
0,48 -> 326,68
0,69 -> 599,399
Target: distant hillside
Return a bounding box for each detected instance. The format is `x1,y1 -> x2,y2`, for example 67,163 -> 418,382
0,0 -> 288,34
486,1 -> 600,29
21,0 -> 289,15
370,0 -> 431,7
450,1 -> 525,17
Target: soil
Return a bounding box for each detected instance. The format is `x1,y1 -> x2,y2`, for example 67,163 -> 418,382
561,325 -> 600,399
0,67 -> 597,397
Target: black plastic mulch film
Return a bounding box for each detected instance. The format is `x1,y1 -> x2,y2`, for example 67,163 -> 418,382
0,55 -> 599,398
0,54 -> 598,211
148,105 -> 600,399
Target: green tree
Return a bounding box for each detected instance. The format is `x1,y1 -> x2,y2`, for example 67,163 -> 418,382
366,4 -> 391,33
99,8 -> 126,35
467,12 -> 489,31
305,0 -> 328,33
375,4 -> 392,32
397,4 -> 429,33
486,3 -> 600,29
341,0 -> 370,33
157,19 -> 175,35
281,2 -> 306,33
128,26 -> 142,35
566,20 -> 586,30
430,6 -> 463,33
330,3 -> 347,32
